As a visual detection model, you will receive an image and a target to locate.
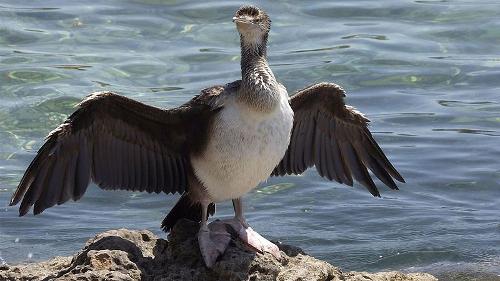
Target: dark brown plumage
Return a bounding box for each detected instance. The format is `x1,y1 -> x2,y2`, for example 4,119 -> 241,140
9,84 -> 231,216
272,82 -> 405,197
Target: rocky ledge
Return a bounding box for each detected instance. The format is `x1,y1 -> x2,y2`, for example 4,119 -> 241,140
0,219 -> 437,281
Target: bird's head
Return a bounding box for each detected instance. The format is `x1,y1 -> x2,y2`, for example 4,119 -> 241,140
233,5 -> 271,48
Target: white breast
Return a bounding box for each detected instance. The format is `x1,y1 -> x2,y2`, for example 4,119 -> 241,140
191,92 -> 294,202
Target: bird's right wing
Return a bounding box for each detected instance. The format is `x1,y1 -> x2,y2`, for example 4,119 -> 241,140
10,91 -> 220,216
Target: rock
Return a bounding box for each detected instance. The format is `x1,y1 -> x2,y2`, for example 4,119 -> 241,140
0,219 -> 437,281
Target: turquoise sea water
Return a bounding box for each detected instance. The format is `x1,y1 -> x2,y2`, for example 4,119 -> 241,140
0,1 -> 499,280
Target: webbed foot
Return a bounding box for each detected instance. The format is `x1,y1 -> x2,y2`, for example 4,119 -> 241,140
198,220 -> 231,267
224,218 -> 281,259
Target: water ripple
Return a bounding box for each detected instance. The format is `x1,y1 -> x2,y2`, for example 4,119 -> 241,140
0,1 -> 499,280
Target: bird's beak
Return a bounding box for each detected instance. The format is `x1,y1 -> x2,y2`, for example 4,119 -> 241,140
232,16 -> 250,24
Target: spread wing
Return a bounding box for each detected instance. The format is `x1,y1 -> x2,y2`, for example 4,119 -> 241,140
272,83 -> 405,196
10,91 -> 220,216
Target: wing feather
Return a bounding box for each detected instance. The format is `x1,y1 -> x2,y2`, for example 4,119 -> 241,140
164,154 -> 174,191
319,133 -> 330,180
59,149 -> 78,204
19,161 -> 47,216
39,154 -> 66,210
148,148 -> 157,193
155,144 -> 164,193
111,137 -> 122,189
10,90 -> 221,216
303,113 -> 315,168
74,137 -> 91,200
272,83 -> 404,195
177,157 -> 187,193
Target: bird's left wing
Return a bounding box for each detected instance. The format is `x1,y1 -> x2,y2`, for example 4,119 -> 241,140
272,83 -> 405,196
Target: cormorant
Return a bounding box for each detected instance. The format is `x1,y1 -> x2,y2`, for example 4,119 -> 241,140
10,5 -> 404,267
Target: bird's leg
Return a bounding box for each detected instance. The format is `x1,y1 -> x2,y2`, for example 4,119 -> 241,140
224,198 -> 281,259
197,200 -> 231,268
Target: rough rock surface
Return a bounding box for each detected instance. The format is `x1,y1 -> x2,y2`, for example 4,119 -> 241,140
0,219 -> 437,281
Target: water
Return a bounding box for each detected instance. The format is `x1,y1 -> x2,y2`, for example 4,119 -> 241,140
0,0 -> 499,280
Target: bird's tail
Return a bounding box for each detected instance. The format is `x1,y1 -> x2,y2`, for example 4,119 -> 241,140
161,193 -> 215,232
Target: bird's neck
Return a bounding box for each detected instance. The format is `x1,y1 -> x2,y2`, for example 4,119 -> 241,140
240,35 -> 271,78
238,36 -> 280,113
